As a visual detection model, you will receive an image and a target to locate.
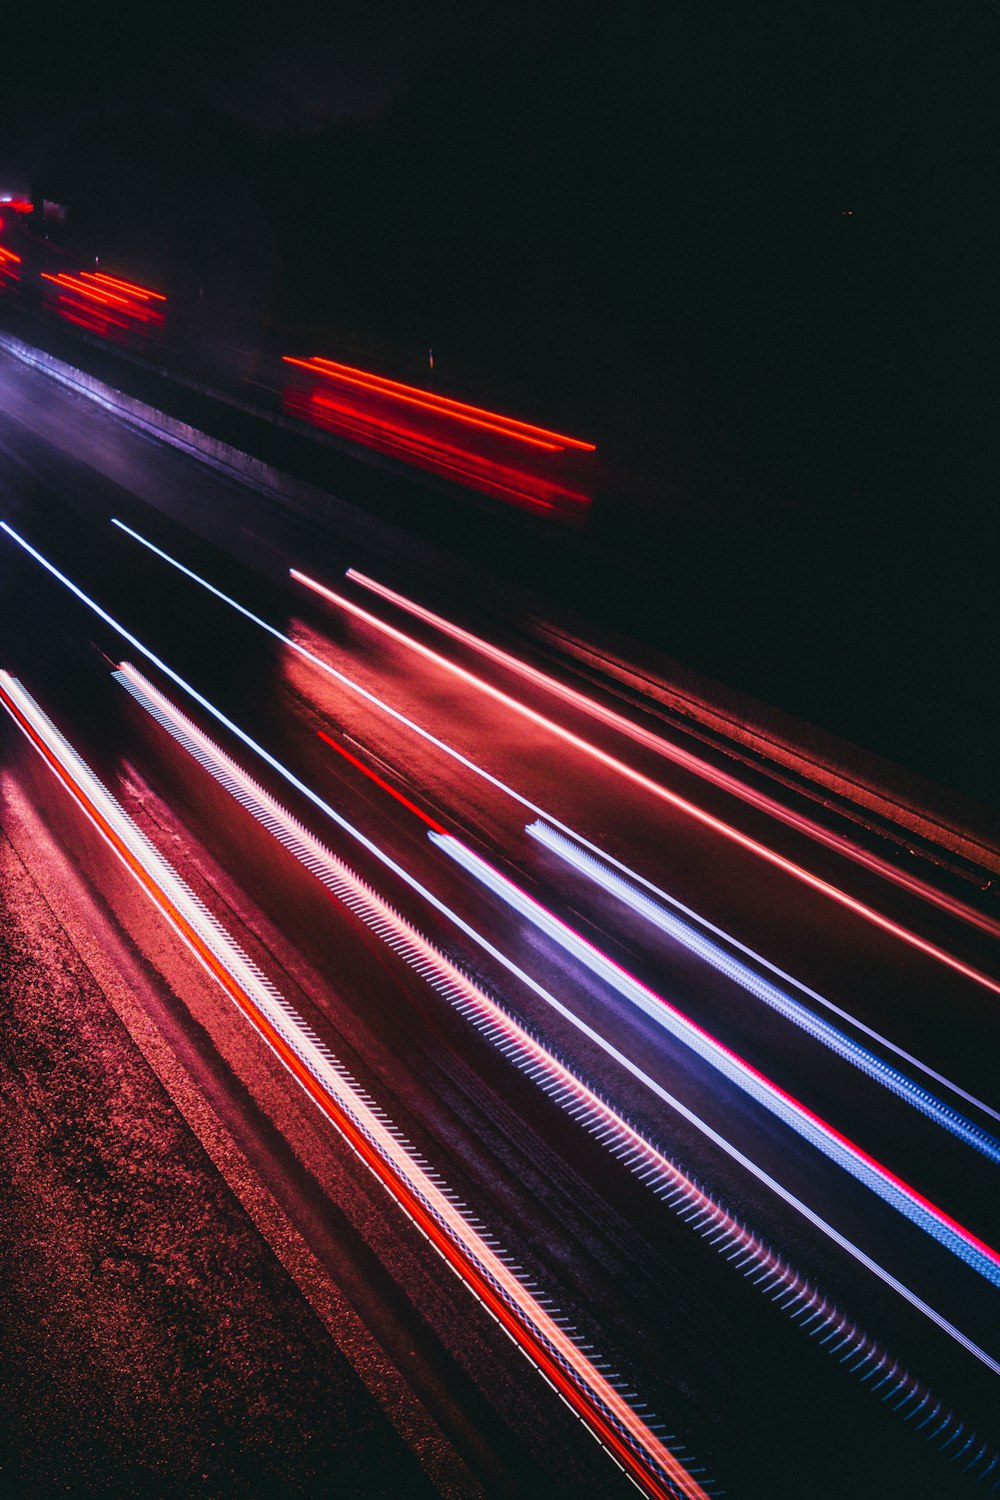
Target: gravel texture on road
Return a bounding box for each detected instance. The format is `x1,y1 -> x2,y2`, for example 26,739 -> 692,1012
0,821 -> 440,1500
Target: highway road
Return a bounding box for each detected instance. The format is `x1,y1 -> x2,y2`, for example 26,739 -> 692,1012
1,341 -> 998,1499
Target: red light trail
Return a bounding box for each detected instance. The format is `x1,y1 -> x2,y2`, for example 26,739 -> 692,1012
291,564 -> 1000,1000
284,354 -> 595,451
316,728 -> 449,834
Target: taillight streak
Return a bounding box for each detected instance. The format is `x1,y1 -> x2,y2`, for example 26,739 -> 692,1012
105,522 -> 995,1122
344,567 -> 1000,942
284,358 -> 561,451
283,355 -> 595,452
316,728 -> 448,833
102,521 -> 996,1123
284,389 -> 569,511
290,563 -> 1000,1000
2,668 -> 704,1500
525,820 -> 1000,1156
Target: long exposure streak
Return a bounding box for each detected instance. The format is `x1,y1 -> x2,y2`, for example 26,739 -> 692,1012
432,833 -> 1000,1289
1,525 -> 994,1375
525,821 -> 1000,1157
0,670 -> 700,1500
105,521 -> 999,1114
284,355 -> 596,451
316,728 -> 448,833
289,564 -> 1000,999
113,661 -> 995,1467
284,358 -> 562,451
344,567 -> 1000,941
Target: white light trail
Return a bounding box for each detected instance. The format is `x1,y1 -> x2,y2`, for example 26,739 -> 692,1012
525,820 -> 1000,1159
108,517 -> 997,1127
432,832 -> 1000,1291
288,560 -> 1000,999
345,566 -> 1000,940
108,518 -> 1000,1000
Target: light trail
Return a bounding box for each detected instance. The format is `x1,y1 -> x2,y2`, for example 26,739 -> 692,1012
284,354 -> 596,451
86,270 -> 166,301
432,833 -> 1000,1290
0,524 -> 993,1376
104,521 -> 998,1118
0,669 -> 701,1500
284,388 -> 573,512
525,821 -> 1000,1158
41,271 -> 127,306
284,357 -> 561,451
316,727 -> 449,833
288,564 -> 1000,999
344,567 -> 1000,942
113,660 -> 999,1469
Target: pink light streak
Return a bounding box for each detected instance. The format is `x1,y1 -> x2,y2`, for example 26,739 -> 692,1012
291,566 -> 1000,1001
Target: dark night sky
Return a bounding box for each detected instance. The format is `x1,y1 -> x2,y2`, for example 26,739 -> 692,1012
2,2 -> 998,794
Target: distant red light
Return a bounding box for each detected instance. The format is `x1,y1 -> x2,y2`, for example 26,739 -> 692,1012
87,270 -> 166,302
284,354 -> 595,453
41,268 -> 165,343
286,386 -> 594,513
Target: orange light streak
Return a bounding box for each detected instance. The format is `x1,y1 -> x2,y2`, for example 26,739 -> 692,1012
284,354 -> 595,451
89,270 -> 166,301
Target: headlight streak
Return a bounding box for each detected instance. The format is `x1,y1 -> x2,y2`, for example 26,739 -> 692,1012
431,833 -> 1000,1291
104,518 -> 996,1127
111,662 -> 1000,1479
6,521 -> 996,1375
344,566 -> 1000,942
287,565 -> 1000,1004
525,821 -> 1000,1162
0,670 -> 704,1500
